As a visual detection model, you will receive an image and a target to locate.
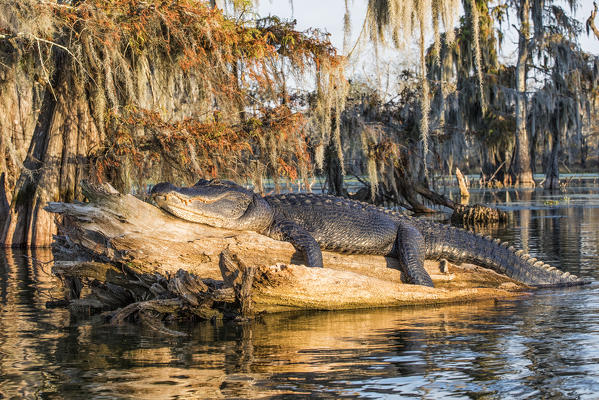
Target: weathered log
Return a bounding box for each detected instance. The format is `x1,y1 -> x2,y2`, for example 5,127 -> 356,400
46,182 -> 528,326
219,248 -> 255,317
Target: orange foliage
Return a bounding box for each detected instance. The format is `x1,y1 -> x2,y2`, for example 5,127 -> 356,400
96,105 -> 309,183
41,0 -> 342,186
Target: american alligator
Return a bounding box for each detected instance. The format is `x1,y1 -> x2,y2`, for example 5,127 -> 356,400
151,179 -> 586,288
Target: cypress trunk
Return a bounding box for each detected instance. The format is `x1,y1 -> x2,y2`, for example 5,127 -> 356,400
510,0 -> 535,187
544,132 -> 560,190
1,58 -> 102,247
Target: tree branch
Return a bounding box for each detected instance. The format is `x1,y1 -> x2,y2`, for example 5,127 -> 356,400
586,2 -> 599,41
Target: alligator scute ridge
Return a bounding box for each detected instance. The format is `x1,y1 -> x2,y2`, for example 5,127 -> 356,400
150,179 -> 588,288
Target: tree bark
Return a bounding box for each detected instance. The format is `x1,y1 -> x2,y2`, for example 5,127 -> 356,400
510,0 -> 535,187
0,174 -> 8,228
326,141 -> 347,197
45,182 -> 526,321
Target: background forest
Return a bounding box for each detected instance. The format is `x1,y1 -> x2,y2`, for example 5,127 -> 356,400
1,0 -> 598,247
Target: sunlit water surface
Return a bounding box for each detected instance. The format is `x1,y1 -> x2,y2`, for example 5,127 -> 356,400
1,186 -> 599,399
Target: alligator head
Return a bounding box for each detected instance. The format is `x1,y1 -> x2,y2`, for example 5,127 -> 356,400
151,179 -> 270,229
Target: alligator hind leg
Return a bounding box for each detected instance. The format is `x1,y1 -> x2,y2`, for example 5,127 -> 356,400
395,220 -> 434,287
266,221 -> 323,268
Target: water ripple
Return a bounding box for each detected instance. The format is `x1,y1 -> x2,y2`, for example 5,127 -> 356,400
2,187 -> 599,398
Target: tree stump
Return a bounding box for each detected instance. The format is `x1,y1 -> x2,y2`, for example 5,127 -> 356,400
455,167 -> 470,205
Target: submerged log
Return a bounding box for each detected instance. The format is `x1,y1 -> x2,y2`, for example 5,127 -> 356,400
46,182 -> 527,326
414,183 -> 508,224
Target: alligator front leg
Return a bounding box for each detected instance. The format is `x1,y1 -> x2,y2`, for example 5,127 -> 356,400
266,221 -> 324,268
395,220 -> 434,287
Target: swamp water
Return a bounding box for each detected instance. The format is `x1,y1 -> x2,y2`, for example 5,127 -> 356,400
1,186 -> 599,399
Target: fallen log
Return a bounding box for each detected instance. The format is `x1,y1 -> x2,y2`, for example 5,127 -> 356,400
414,183 -> 508,224
46,182 -> 528,328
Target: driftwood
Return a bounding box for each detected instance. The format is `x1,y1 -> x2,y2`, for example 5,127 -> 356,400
46,182 -> 528,330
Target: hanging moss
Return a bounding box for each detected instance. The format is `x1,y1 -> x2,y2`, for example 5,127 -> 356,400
364,0 -> 461,177
0,0 -> 345,246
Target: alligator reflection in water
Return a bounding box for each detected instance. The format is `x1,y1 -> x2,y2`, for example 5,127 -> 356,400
1,187 -> 599,398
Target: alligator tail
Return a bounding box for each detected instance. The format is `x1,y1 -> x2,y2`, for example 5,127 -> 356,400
411,220 -> 587,287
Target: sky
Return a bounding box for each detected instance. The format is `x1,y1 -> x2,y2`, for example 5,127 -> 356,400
255,0 -> 599,62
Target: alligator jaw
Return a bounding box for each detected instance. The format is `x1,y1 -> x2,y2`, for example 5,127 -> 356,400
151,181 -> 257,228
152,191 -> 223,206
152,193 -> 205,223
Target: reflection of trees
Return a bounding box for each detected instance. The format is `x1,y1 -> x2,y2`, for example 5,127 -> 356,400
0,249 -> 68,398
517,189 -> 534,253
472,187 -> 595,278
515,189 -> 590,277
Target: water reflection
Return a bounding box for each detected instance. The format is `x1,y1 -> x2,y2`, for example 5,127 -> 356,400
1,188 -> 599,398
469,186 -> 599,280
0,249 -> 69,398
